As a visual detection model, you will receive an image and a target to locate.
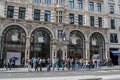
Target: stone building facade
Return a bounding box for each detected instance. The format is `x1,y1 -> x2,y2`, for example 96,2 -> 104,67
0,0 -> 119,65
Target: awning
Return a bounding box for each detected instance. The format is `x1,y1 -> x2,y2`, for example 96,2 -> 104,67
111,51 -> 120,55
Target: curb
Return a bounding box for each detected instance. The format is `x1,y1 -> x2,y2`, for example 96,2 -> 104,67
1,68 -> 120,73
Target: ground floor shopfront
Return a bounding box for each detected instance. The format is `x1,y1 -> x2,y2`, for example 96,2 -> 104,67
0,19 -> 109,66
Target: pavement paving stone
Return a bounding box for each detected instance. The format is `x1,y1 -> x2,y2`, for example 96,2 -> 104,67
0,66 -> 120,73
0,75 -> 120,80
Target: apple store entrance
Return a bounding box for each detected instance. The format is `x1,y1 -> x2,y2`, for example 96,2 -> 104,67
1,25 -> 26,66
30,28 -> 51,60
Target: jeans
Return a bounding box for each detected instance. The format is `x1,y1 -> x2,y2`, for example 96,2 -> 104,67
28,65 -> 32,71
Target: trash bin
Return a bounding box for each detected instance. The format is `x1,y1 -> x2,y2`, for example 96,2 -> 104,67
0,59 -> 3,68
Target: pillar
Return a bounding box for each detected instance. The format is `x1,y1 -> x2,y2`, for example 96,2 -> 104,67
0,35 -> 2,59
0,1 -> 5,17
51,43 -> 56,63
105,42 -> 109,59
26,0 -> 33,20
84,0 -> 89,26
63,45 -> 67,60
25,36 -> 30,66
85,40 -> 90,59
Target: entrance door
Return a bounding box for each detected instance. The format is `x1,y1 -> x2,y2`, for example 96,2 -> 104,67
68,30 -> 85,59
1,25 -> 26,66
57,49 -> 63,59
30,28 -> 51,60
90,32 -> 105,60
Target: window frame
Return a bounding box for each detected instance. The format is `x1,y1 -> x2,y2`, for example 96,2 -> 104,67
69,0 -> 74,8
45,0 -> 51,4
57,0 -> 62,5
110,5 -> 114,14
110,33 -> 118,43
90,16 -> 94,26
57,30 -> 63,39
44,10 -> 51,22
56,11 -> 63,23
77,0 -> 83,9
34,9 -> 40,20
34,0 -> 41,3
111,19 -> 115,29
89,2 -> 94,11
98,17 -> 102,27
69,13 -> 74,24
97,3 -> 101,12
78,15 -> 83,25
7,6 -> 14,18
18,7 -> 26,19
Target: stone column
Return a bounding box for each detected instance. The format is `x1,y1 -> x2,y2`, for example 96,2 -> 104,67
0,1 -> 5,17
105,42 -> 109,59
84,0 -> 89,26
0,35 -> 2,59
26,0 -> 33,20
63,45 -> 68,60
51,39 -> 57,63
85,40 -> 90,59
25,36 -> 30,66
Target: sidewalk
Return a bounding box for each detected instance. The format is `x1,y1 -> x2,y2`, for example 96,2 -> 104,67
0,66 -> 120,73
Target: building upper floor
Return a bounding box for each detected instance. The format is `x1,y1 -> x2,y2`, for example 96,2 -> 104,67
0,0 -> 120,29
2,0 -> 120,14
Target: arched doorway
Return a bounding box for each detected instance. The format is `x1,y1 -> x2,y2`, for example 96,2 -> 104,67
1,25 -> 26,66
89,32 -> 105,60
30,28 -> 51,60
57,49 -> 63,59
68,30 -> 85,59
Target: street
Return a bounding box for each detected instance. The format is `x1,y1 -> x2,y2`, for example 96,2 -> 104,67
0,70 -> 120,80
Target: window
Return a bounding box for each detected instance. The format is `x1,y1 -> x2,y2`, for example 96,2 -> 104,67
45,10 -> 51,22
119,0 -> 120,2
58,30 -> 63,39
56,11 -> 63,23
18,7 -> 25,19
90,16 -> 94,26
69,0 -> 74,8
111,19 -> 115,29
34,0 -> 41,3
34,9 -> 40,20
78,15 -> 83,25
77,0 -> 82,9
110,5 -> 114,14
110,33 -> 118,43
45,0 -> 51,4
98,17 -> 102,27
57,0 -> 62,5
69,13 -> 74,24
89,2 -> 94,11
7,6 -> 14,18
97,3 -> 101,12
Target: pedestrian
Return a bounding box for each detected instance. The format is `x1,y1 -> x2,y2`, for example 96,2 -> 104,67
71,58 -> 75,71
22,57 -> 25,67
52,57 -> 55,70
61,59 -> 65,70
28,59 -> 32,72
7,58 -> 11,70
55,58 -> 59,70
47,58 -> 51,71
39,59 -> 43,71
66,58 -> 70,70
